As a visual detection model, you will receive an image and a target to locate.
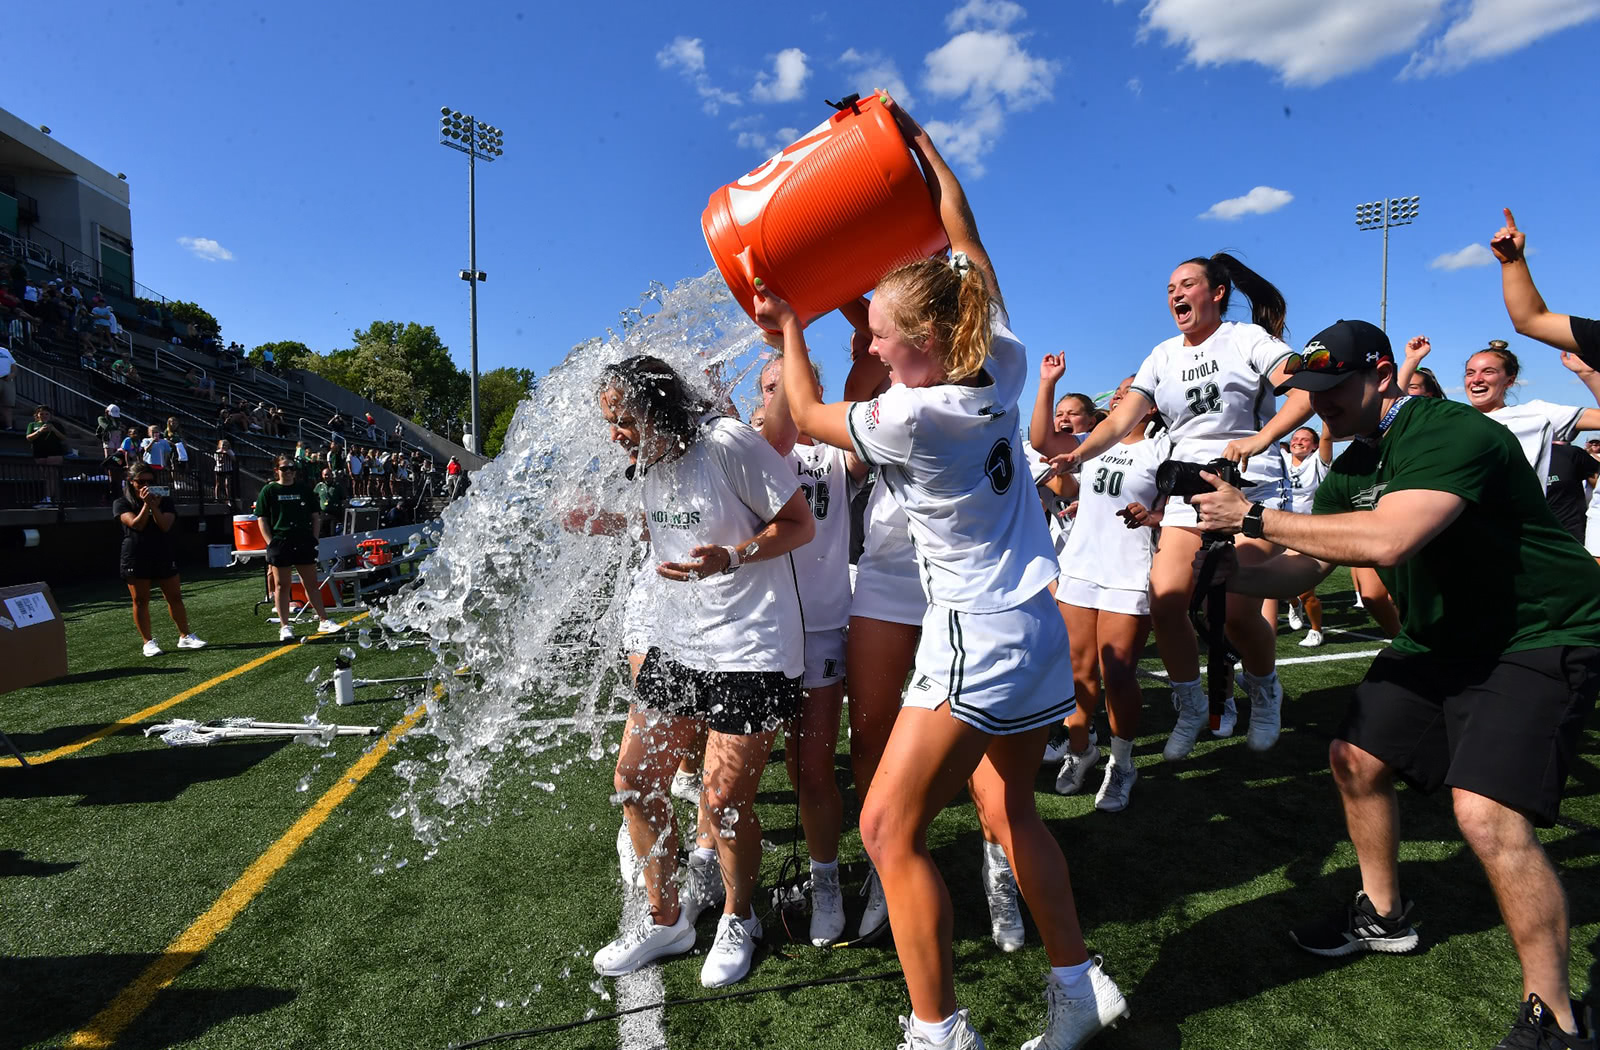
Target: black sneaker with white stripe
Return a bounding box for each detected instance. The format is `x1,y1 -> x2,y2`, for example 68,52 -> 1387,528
1493,994 -> 1597,1049
1291,890 -> 1419,957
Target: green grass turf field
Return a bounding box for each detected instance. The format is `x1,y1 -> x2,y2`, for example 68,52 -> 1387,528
2,567 -> 1596,1050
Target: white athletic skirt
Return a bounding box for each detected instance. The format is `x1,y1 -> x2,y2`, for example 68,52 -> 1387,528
1160,477 -> 1289,530
903,587 -> 1076,735
1057,576 -> 1151,617
803,627 -> 846,689
850,559 -> 927,627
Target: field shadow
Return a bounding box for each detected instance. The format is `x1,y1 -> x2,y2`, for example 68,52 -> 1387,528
0,951 -> 294,1050
49,666 -> 190,686
1,723 -> 135,753
0,740 -> 287,805
0,848 -> 79,877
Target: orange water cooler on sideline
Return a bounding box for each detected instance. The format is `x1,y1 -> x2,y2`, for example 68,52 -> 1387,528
232,514 -> 266,551
702,93 -> 949,329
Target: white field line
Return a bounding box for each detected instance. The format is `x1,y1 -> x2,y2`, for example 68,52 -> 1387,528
616,878 -> 667,1050
527,711 -> 631,729
1137,647 -> 1387,681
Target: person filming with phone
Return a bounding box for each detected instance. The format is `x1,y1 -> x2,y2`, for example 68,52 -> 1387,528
114,463 -> 206,657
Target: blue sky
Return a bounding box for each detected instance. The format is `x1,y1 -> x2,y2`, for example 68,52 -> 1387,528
9,0 -> 1600,420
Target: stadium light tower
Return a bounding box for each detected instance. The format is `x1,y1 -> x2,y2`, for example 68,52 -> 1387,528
1354,196 -> 1420,333
438,107 -> 505,453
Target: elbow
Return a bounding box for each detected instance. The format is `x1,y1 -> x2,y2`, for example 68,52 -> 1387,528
793,514 -> 816,547
1372,535 -> 1417,569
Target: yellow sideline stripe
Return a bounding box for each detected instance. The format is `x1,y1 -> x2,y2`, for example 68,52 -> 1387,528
65,699 -> 428,1048
0,613 -> 369,768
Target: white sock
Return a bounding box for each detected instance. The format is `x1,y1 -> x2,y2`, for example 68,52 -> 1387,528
692,846 -> 716,864
981,839 -> 1009,870
1243,670 -> 1279,693
1050,959 -> 1095,994
911,1011 -> 962,1043
810,858 -> 838,876
1109,736 -> 1134,766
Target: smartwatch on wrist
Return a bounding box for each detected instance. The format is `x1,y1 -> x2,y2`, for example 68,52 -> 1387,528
1241,502 -> 1267,539
720,544 -> 742,574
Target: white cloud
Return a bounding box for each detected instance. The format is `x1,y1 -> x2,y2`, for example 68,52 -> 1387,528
178,236 -> 233,262
657,35 -> 741,114
730,117 -> 801,154
1128,0 -> 1599,85
923,109 -> 1006,176
1429,243 -> 1496,270
1199,186 -> 1293,221
1403,0 -> 1600,77
946,0 -> 1027,31
1126,77 -> 1142,98
751,48 -> 811,103
838,48 -> 913,104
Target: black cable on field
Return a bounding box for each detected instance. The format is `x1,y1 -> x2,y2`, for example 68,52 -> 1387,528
446,970 -> 901,1049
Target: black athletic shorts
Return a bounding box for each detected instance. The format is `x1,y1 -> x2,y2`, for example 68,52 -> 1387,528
1341,646 -> 1600,827
266,535 -> 319,568
633,647 -> 803,736
121,559 -> 178,582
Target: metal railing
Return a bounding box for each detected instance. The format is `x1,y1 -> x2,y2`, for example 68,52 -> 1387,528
251,365 -> 288,396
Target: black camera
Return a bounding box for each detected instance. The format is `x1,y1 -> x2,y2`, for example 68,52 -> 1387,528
1155,457 -> 1243,500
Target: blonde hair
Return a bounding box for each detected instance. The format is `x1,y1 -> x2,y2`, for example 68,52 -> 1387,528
875,258 -> 992,382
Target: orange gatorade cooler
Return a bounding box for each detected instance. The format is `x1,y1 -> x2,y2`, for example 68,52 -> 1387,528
232,514 -> 266,550
702,93 -> 948,329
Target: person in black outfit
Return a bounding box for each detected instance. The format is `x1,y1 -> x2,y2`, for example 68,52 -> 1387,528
114,463 -> 206,657
1545,440 -> 1599,542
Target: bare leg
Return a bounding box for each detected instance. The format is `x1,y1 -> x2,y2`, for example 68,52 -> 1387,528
1352,567 -> 1401,638
613,708 -> 703,923
155,575 -> 191,635
788,682 -> 844,864
1454,789 -> 1577,1033
1329,739 -> 1401,915
1097,609 -> 1151,740
701,727 -> 780,917
1148,527 -> 1203,682
1061,602 -> 1101,753
845,616 -> 919,801
127,579 -> 153,642
1226,537 -> 1285,677
295,563 -> 331,620
1300,590 -> 1324,633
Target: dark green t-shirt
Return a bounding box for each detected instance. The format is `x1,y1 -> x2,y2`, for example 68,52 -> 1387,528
1314,396 -> 1600,660
327,447 -> 346,472
314,480 -> 346,513
256,480 -> 319,541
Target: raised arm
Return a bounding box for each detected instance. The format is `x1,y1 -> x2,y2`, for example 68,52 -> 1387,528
1048,390 -> 1151,476
1317,422 -> 1334,468
1493,208 -> 1580,351
1030,353 -> 1073,456
1223,364 -> 1314,469
754,289 -> 855,453
1559,352 -> 1600,426
1395,335 -> 1431,395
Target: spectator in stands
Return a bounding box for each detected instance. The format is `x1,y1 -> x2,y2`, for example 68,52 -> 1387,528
0,283 -> 39,347
142,424 -> 173,474
327,438 -> 346,479
79,340 -> 98,372
327,410 -> 347,437
26,404 -> 67,507
315,466 -> 346,537
0,344 -> 15,433
90,295 -> 120,346
262,347 -> 276,373
115,462 -> 206,657
393,421 -> 405,444
185,367 -> 217,402
96,404 -> 123,457
393,452 -> 411,498
249,402 -> 267,433
213,439 -> 235,506
165,417 -> 189,486
293,439 -> 310,465
39,285 -> 71,343
257,456 -> 342,641
445,456 -> 463,501
347,445 -> 364,496
268,404 -> 284,438
364,411 -> 378,441
368,446 -> 387,498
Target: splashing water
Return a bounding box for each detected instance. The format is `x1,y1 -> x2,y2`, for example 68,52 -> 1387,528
381,271 -> 767,845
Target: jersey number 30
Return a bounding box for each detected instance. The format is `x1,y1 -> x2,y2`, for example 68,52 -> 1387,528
1091,467 -> 1124,498
1184,382 -> 1222,417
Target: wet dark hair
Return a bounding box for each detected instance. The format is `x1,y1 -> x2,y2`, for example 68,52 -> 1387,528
600,355 -> 714,451
1179,252 -> 1288,340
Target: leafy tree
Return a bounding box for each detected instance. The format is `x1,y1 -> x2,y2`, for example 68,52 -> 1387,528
350,321 -> 467,422
303,343 -> 418,419
476,366 -> 537,450
250,340 -> 313,370
483,401 -> 519,459
166,300 -> 221,339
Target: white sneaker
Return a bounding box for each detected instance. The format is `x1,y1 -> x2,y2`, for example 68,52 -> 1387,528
1354,591 -> 1365,609
177,633 -> 207,650
593,909 -> 695,976
699,911 -> 761,987
1246,676 -> 1284,752
1299,629 -> 1324,648
279,625 -> 296,643
142,639 -> 162,658
1162,687 -> 1208,761
1021,958 -> 1130,1050
1054,743 -> 1102,796
616,822 -> 642,887
1094,761 -> 1137,813
1214,696 -> 1238,738
680,851 -> 725,926
670,768 -> 700,804
317,619 -> 342,634
1041,723 -> 1071,765
859,866 -> 889,939
1286,603 -> 1304,631
896,1009 -> 987,1050
809,865 -> 846,945
981,848 -> 1025,953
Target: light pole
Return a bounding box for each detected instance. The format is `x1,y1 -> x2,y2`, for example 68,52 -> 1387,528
438,107 -> 505,453
1354,196 -> 1420,332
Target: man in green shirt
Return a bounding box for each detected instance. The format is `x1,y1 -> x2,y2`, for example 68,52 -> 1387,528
256,457 -> 340,642
1192,320 -> 1599,1046
314,467 -> 346,537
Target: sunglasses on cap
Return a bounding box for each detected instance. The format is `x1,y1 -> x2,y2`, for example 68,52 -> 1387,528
1281,348 -> 1335,376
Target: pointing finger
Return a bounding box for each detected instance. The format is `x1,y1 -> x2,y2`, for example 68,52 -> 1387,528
1503,207 -> 1517,231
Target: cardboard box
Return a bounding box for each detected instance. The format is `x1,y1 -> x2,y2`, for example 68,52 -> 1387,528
0,582 -> 68,694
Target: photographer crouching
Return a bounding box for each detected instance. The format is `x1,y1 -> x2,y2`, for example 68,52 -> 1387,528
115,462 -> 206,657
1188,319 -> 1599,1046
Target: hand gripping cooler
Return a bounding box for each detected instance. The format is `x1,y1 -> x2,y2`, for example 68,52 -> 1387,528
702,94 -> 949,329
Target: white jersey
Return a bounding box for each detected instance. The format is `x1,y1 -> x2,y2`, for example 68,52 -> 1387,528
1283,450 -> 1330,514
787,441 -> 853,631
1130,321 -> 1293,487
641,415 -> 803,677
1022,433 -> 1075,576
857,478 -> 919,581
620,542 -> 659,655
1485,400 -> 1583,492
846,312 -> 1058,613
1061,433 -> 1168,592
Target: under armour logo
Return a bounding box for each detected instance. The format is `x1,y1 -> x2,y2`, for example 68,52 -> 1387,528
1366,351 -> 1380,363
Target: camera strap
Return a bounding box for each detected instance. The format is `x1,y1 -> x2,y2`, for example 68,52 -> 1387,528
1190,537 -> 1237,730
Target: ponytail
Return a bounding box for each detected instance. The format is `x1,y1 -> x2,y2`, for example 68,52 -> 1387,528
876,258 -> 993,382
1182,252 -> 1288,340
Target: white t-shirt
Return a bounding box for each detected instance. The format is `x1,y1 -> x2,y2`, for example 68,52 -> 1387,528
1129,321 -> 1293,487
846,313 -> 1058,612
1284,450 -> 1330,514
144,437 -> 171,468
1062,433 -> 1168,592
856,476 -> 919,582
1485,400 -> 1583,491
787,441 -> 853,631
642,415 -> 804,677
1021,433 -> 1075,576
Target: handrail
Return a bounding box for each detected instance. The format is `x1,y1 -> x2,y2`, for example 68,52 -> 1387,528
11,360 -> 150,436
251,365 -> 288,396
154,344 -> 205,380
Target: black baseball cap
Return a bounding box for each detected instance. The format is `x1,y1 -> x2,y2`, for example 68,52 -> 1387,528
1275,319 -> 1394,395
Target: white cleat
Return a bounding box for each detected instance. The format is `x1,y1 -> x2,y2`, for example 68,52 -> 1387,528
669,768 -> 701,804
1094,761 -> 1137,813
593,910 -> 695,976
1162,689 -> 1208,761
859,866 -> 889,940
1054,743 -> 1102,796
278,625 -> 297,643
1213,696 -> 1238,739
1247,677 -> 1284,752
316,618 -> 342,635
1286,603 -> 1304,631
142,639 -> 162,658
176,633 -> 207,650
699,911 -> 761,987
896,1009 -> 988,1050
809,866 -> 846,946
1299,629 -> 1324,648
981,849 -> 1025,953
1021,958 -> 1130,1050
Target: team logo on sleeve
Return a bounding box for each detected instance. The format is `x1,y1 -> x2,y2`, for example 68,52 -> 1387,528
864,399 -> 881,430
984,438 -> 1015,494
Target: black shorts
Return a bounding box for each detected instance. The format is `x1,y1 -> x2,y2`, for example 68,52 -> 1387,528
266,535 -> 319,568
1341,646 -> 1599,827
633,648 -> 803,736
122,560 -> 178,582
